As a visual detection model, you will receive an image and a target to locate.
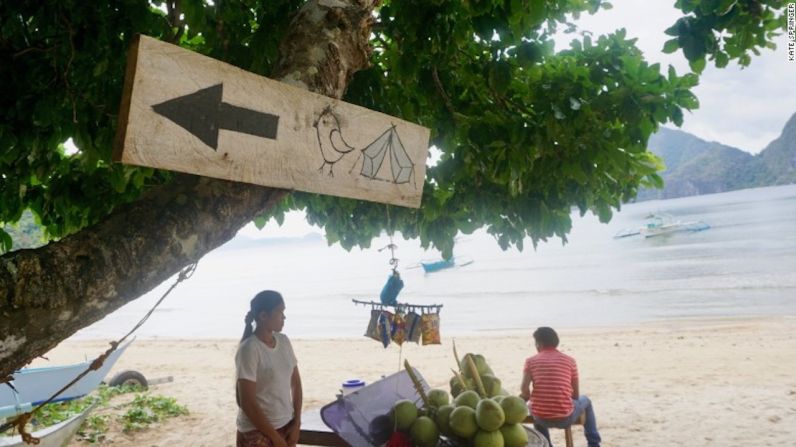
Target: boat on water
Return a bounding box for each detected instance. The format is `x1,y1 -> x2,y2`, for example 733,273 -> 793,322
614,213 -> 710,239
420,257 -> 474,273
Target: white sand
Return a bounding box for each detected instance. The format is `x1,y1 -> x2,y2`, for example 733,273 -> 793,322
26,316 -> 796,446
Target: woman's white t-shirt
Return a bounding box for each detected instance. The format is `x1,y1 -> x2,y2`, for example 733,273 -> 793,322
235,332 -> 298,432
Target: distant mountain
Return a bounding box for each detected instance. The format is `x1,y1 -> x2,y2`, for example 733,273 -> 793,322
637,112 -> 796,200
759,113 -> 796,184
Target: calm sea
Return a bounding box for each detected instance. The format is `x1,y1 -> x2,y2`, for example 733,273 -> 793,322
75,184 -> 796,340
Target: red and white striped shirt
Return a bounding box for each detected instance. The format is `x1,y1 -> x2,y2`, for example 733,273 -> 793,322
524,348 -> 577,419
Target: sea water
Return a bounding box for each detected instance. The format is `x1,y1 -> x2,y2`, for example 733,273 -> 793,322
75,184 -> 796,340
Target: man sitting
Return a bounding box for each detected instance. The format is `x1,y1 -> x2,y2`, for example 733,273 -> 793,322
520,327 -> 601,447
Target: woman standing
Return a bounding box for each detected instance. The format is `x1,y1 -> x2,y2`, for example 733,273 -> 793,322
236,290 -> 303,447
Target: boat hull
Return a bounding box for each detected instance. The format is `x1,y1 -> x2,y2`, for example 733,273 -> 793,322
0,403 -> 97,447
0,341 -> 131,417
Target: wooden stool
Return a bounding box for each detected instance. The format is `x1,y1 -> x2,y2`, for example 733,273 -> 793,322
524,412 -> 586,447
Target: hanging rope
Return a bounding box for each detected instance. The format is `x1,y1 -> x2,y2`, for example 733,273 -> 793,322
377,205 -> 399,272
0,262 -> 198,442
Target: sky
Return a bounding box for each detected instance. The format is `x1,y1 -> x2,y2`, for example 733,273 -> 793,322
570,0 -> 796,154
241,1 -> 796,240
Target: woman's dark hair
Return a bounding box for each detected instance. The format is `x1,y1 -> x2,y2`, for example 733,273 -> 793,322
240,290 -> 284,341
533,326 -> 559,348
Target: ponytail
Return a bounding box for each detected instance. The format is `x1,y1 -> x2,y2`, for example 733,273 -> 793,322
240,311 -> 255,341
240,290 -> 284,342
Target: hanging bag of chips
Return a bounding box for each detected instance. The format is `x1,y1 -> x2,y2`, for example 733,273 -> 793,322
420,309 -> 441,345
405,311 -> 422,343
391,310 -> 407,345
377,310 -> 393,348
364,309 -> 382,341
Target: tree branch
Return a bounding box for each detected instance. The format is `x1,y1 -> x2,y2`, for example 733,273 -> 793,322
0,0 -> 378,378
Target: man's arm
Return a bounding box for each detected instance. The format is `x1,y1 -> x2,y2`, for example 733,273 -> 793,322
571,375 -> 579,400
286,366 -> 303,447
520,369 -> 532,401
238,379 -> 288,447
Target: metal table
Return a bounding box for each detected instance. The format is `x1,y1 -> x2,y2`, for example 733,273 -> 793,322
298,408 -> 347,446
298,408 -> 549,447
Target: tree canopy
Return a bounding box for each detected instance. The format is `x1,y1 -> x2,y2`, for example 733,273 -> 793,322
0,0 -> 787,375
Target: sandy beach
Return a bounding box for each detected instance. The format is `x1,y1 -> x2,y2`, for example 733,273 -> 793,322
26,316 -> 796,446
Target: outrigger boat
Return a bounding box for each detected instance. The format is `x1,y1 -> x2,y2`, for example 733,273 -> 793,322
614,213 -> 710,239
420,257 -> 474,273
0,402 -> 97,447
0,340 -> 133,419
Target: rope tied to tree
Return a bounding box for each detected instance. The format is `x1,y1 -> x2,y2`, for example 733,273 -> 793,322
0,262 -> 198,442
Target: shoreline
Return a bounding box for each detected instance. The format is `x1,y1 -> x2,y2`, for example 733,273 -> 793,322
69,313 -> 796,342
23,315 -> 796,446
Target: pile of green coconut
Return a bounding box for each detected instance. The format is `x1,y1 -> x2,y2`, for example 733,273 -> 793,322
388,352 -> 530,447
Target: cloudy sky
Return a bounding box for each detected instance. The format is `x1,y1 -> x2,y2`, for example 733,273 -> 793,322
572,0 -> 795,154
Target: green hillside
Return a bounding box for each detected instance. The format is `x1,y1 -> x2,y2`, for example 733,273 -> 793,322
638,112 -> 796,200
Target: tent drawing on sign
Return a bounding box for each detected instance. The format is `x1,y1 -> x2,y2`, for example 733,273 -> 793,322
357,125 -> 416,185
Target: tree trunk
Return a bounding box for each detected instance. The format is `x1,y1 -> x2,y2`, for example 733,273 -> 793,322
0,0 -> 376,379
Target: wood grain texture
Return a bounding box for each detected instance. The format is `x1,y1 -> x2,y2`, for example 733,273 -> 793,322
114,35 -> 429,208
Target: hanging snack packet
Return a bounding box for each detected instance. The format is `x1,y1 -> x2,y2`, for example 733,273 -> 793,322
378,311 -> 393,348
420,312 -> 441,345
391,311 -> 406,345
405,311 -> 422,343
365,309 -> 381,342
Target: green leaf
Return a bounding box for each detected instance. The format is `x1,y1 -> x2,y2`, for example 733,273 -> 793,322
253,215 -> 267,230
714,0 -> 737,16
662,38 -> 679,54
689,57 -> 706,73
488,61 -> 512,95
716,51 -> 730,68
529,0 -> 547,27
0,228 -> 12,253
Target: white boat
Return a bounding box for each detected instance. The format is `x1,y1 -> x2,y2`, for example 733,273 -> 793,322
0,402 -> 97,447
614,213 -> 710,239
0,340 -> 132,418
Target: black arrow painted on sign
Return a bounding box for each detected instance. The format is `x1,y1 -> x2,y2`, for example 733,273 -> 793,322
152,83 -> 279,150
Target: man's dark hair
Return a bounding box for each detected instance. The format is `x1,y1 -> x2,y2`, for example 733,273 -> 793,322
533,327 -> 559,348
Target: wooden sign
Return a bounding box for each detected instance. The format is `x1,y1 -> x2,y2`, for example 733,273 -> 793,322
113,35 -> 430,208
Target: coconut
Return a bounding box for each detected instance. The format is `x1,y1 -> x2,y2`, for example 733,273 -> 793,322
475,398 -> 505,431
409,416 -> 440,447
500,423 -> 529,447
473,354 -> 494,376
428,388 -> 450,408
449,406 -> 478,439
500,396 -> 529,424
435,404 -> 455,436
481,374 -> 503,397
392,399 -> 418,431
460,353 -> 492,378
454,390 -> 480,409
473,429 -> 505,447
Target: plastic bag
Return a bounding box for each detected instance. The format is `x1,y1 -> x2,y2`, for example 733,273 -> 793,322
380,271 -> 404,306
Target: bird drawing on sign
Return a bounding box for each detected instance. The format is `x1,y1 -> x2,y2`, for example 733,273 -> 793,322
314,106 -> 355,176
